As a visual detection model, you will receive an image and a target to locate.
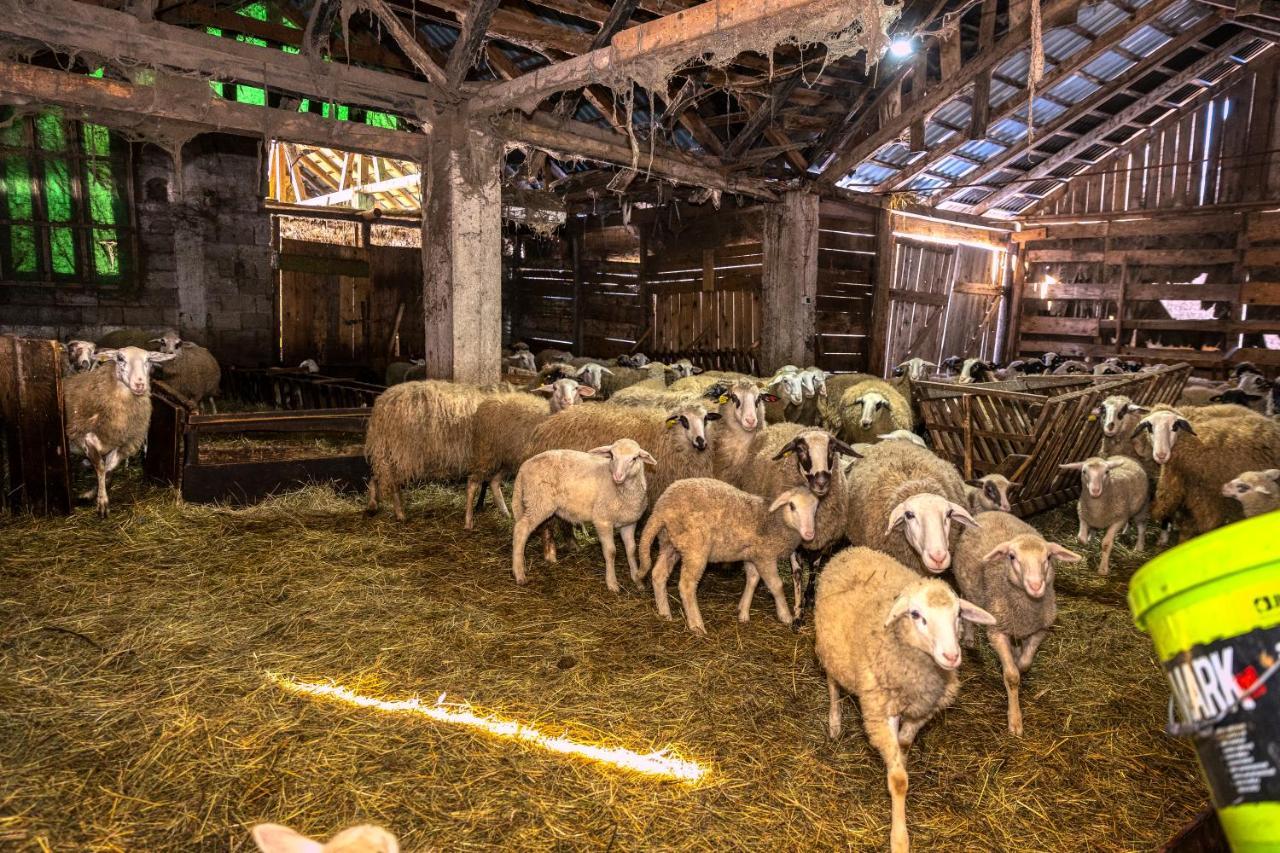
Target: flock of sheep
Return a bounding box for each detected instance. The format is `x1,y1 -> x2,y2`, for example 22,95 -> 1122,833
356,343 -> 1280,853
48,332 -> 1279,853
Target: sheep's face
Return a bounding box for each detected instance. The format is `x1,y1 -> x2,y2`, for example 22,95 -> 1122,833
1133,411 -> 1195,465
853,392 -> 890,429
665,405 -> 720,452
940,356 -> 964,375
251,822 -> 399,853
1092,395 -> 1145,437
1221,469 -> 1280,502
631,353 -> 650,367
718,381 -> 769,432
1210,389 -> 1263,407
894,358 -> 935,381
887,494 -> 978,573
299,359 -> 320,373
767,371 -> 805,406
1041,352 -> 1060,368
768,487 -> 820,543
669,359 -> 702,378
507,351 -> 536,372
538,378 -> 594,412
772,429 -> 860,497
958,359 -> 993,384
589,438 -> 656,485
575,363 -> 613,390
886,579 -> 995,670
1239,372 -> 1272,396
151,331 -> 182,354
67,340 -> 97,372
966,474 -> 1017,512
800,367 -> 828,397
98,346 -> 177,396
1059,457 -> 1126,499
981,534 -> 1081,600
878,429 -> 925,448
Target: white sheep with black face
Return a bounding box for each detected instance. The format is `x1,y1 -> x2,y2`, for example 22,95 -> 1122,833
667,359 -> 703,379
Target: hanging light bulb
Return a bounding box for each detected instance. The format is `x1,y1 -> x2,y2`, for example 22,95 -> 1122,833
889,38 -> 914,58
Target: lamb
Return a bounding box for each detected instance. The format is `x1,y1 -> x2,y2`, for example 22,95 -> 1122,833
818,376 -> 913,445
1091,394 -> 1149,461
155,340 -> 221,411
1058,456 -> 1149,574
63,346 -> 177,517
964,473 -> 1018,513
511,439 -> 654,592
364,380 -> 511,521
953,512 -> 1082,735
1222,469 -> 1280,517
1145,412 -> 1280,539
463,378 -> 595,529
251,823 -> 398,853
64,339 -> 97,374
814,546 -> 995,853
843,441 -> 974,574
638,478 -> 818,634
524,399 -> 720,507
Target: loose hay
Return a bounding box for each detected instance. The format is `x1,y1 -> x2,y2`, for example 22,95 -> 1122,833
0,473 -> 1203,850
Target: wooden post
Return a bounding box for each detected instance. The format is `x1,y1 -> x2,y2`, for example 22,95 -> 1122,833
422,112 -> 503,383
1005,242 -> 1026,360
760,191 -> 819,373
570,227 -> 585,353
868,207 -> 897,376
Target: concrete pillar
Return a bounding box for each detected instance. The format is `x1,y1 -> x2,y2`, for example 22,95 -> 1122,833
760,190 -> 819,372
422,114 -> 503,383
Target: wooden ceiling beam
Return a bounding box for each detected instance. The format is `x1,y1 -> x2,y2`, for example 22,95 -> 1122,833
344,0 -> 448,87
722,70 -> 807,159
446,0 -> 504,86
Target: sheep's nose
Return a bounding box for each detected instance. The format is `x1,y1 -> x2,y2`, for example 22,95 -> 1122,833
1154,451 -> 1169,464
1089,487 -> 1102,498
693,436 -> 706,451
942,650 -> 960,667
927,549 -> 948,568
810,473 -> 830,495
1000,501 -> 1011,511
1026,580 -> 1045,597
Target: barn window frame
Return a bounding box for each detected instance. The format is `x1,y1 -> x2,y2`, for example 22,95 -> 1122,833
0,110 -> 138,290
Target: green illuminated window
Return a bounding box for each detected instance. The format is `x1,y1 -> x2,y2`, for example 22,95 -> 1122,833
0,109 -> 135,286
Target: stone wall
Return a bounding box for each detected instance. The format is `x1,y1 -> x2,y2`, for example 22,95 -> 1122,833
0,133 -> 275,366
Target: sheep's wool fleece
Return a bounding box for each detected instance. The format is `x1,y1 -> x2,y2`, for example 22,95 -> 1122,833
63,367 -> 152,458
814,547 -> 958,721
952,512 -> 1056,640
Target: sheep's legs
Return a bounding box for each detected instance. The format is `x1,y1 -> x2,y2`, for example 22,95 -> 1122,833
865,710 -> 910,853
651,543 -> 679,620
83,434 -> 112,518
1076,509 -> 1090,546
1097,519 -> 1124,575
489,475 -> 510,518
390,484 -> 405,522
789,553 -> 804,623
1016,629 -> 1047,673
596,520 -> 620,593
677,555 -> 708,635
464,477 -> 480,530
365,477 -> 380,516
758,559 -> 793,625
826,675 -> 842,739
1134,509 -> 1148,553
511,511 -> 551,585
542,528 -> 557,563
990,631 -> 1023,736
737,563 -> 761,623
618,524 -> 638,585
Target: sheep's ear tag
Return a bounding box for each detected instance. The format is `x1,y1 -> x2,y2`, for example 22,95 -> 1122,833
1087,414 -> 1098,422
779,448 -> 793,457
665,416 -> 679,428
717,394 -> 729,404
762,393 -> 779,403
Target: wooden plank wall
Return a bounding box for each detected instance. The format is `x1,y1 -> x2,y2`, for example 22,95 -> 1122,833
1032,63 -> 1280,217
578,258 -> 644,358
510,241 -> 576,350
1011,209 -> 1280,373
0,336 -> 72,515
815,199 -> 878,372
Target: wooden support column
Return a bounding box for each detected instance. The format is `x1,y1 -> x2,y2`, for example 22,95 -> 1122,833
760,191 -> 819,373
422,113 -> 503,383
868,207 -> 897,377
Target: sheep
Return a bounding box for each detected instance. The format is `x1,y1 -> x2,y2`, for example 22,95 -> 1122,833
574,362 -> 614,393
64,339 -> 97,374
1145,412 -> 1280,539
156,341 -> 221,411
1091,394 -> 1150,460
1052,359 -> 1091,375
668,358 -> 703,378
762,368 -> 807,423
1221,469 -> 1280,517
964,473 -> 1019,513
251,823 -> 398,853
1133,405 -> 1255,467
953,511 -> 1082,735
940,355 -> 964,376
63,346 -> 177,517
956,358 -> 996,384
1178,383 -> 1229,407
524,399 -> 720,508
1058,456 -> 1149,575
150,329 -> 182,354
504,350 -> 537,373
615,352 -> 650,368
511,439 -> 654,592
844,441 -> 974,575
879,429 -> 926,448
299,358 -> 321,374
364,380 -> 512,521
463,378 -> 595,529
818,376 -> 913,448
637,478 -> 819,634
97,328 -> 156,350
384,359 -> 425,386
892,358 -> 936,381
535,347 -> 573,367
709,378 -> 773,479
597,362 -> 674,399
814,546 -> 996,853
1210,388 -> 1266,411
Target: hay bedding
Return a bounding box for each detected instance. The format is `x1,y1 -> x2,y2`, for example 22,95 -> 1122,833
1,471 -> 1202,851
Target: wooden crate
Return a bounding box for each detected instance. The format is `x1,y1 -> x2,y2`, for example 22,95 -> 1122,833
914,365 -> 1190,516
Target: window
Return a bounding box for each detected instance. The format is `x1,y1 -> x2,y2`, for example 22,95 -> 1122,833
0,111 -> 136,287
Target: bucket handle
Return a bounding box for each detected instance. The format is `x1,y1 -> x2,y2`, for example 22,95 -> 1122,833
1166,655 -> 1280,739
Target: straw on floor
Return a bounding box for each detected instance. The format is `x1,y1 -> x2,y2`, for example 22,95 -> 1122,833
0,470 -> 1203,851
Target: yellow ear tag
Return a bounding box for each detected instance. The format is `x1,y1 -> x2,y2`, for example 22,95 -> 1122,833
780,449 -> 793,457
1087,414 -> 1098,422
717,395 -> 729,404
665,417 -> 679,428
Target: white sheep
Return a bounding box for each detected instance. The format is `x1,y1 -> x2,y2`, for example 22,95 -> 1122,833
638,478 -> 819,634
251,823 -> 398,853
574,362 -> 614,392
510,439 -> 654,592
964,473 -> 1019,513
64,340 -> 97,374
1221,469 -> 1280,517
953,511 -> 1082,735
668,358 -> 703,378
710,378 -> 773,477
878,429 -> 926,448
1058,456 -> 1149,575
814,546 -> 995,853
892,358 -> 936,381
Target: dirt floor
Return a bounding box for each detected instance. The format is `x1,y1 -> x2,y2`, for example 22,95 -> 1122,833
0,469 -> 1204,851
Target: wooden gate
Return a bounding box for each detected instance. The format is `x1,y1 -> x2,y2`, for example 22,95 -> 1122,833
0,336 -> 71,515
279,239 -> 372,366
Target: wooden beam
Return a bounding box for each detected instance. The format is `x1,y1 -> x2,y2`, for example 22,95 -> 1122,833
446,0 -> 504,87
489,111 -> 777,198
0,0 -> 448,114
968,0 -> 998,139
973,33 -> 1260,214
818,0 -> 1078,183
723,71 -> 807,159
0,60 -> 429,161
467,0 -> 890,115
298,172 -> 423,206
345,0 -> 449,88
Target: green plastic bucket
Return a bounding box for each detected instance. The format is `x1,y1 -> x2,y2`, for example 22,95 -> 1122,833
1129,513 -> 1280,852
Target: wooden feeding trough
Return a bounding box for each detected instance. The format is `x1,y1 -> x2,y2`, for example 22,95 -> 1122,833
913,365 -> 1190,517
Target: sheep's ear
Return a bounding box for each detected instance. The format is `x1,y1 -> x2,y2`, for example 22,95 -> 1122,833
661,364 -> 676,372
1174,418 -> 1196,435
691,366 -> 704,374
965,478 -> 982,488
1007,481 -> 1021,493
665,416 -> 680,428
772,437 -> 799,460
148,337 -> 163,344
1104,459 -> 1125,470
980,541 -> 1014,563
760,392 -> 779,403
959,599 -> 997,625
884,594 -> 911,627
885,502 -> 911,534
768,492 -> 794,513
1131,420 -> 1154,438
831,438 -> 862,458
638,450 -> 657,466
1264,469 -> 1280,482
704,412 -> 722,422
1209,394 -> 1225,403
250,824 -> 324,853
95,349 -> 121,362
577,385 -> 596,397
588,445 -> 613,457
1047,543 -> 1084,563
534,384 -> 555,395
948,503 -> 980,529
599,367 -> 614,375
1058,462 -> 1085,471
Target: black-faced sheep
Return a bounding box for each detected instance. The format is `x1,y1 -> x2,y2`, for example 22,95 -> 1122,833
964,473 -> 1019,513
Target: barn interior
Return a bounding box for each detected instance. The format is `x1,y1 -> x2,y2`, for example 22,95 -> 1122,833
1,0 -> 1278,849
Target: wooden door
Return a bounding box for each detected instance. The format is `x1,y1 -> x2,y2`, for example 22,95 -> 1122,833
883,239 -> 956,369
279,239 -> 371,365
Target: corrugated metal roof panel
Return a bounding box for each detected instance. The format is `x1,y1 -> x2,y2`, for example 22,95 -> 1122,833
933,100 -> 972,127
877,143 -> 915,166
989,117 -> 1028,146
988,79 -> 1021,111
997,49 -> 1033,82
904,174 -> 949,191
925,122 -> 958,146
1014,97 -> 1066,125
1083,51 -> 1135,81
957,138 -> 1006,160
1042,28 -> 1090,61
1047,74 -> 1101,104
1121,25 -> 1172,58
1157,0 -> 1212,31
840,161 -> 897,189
930,155 -> 978,179
1077,0 -> 1135,35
